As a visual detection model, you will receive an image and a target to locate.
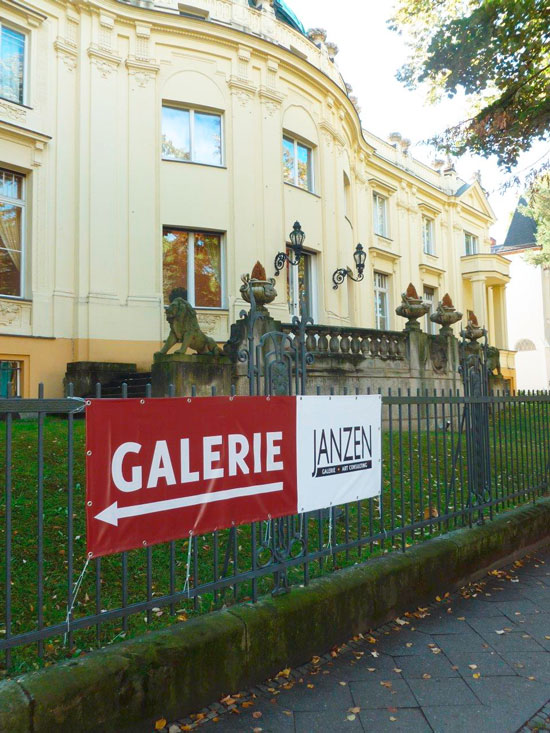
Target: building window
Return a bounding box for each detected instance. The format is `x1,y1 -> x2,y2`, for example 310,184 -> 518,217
464,232 -> 479,255
423,286 -> 437,334
374,271 -> 390,330
162,229 -> 224,308
373,193 -> 388,237
287,250 -> 317,320
0,360 -> 21,397
0,169 -> 25,298
282,136 -> 314,192
422,216 -> 435,255
162,106 -> 223,166
515,338 -> 536,352
0,23 -> 25,105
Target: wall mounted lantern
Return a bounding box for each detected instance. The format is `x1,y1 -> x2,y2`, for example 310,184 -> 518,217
332,243 -> 366,289
274,221 -> 306,276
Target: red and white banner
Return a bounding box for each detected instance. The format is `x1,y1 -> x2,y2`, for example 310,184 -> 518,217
85,395 -> 381,557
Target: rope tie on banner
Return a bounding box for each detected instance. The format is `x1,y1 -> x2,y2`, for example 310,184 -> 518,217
182,532 -> 193,597
264,518 -> 271,546
64,556 -> 91,644
327,508 -> 333,551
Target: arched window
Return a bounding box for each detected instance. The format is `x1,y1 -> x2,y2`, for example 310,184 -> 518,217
515,339 -> 536,352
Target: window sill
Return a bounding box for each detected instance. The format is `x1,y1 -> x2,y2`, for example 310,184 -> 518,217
0,96 -> 31,110
374,232 -> 392,242
163,305 -> 228,312
161,158 -> 227,170
284,181 -> 321,199
0,295 -> 31,303
423,251 -> 438,259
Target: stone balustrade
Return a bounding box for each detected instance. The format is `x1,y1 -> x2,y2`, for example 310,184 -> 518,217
281,324 -> 408,362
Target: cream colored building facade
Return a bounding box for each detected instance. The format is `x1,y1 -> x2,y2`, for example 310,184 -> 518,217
0,0 -> 513,397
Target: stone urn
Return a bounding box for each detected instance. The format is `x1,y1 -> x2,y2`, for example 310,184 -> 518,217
430,293 -> 463,336
395,283 -> 430,332
240,261 -> 277,312
463,312 -> 485,342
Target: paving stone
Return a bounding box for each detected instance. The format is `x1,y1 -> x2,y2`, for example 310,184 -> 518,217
264,676 -> 354,712
406,676 -> 480,707
376,631 -> 439,657
432,631 -> 494,655
500,652 -> 550,682
423,704 -> 529,733
414,615 -> 471,635
483,631 -> 546,653
349,678 -> 418,709
359,707 -> 432,732
392,653 -> 459,678
294,710 -> 363,732
328,651 -> 401,681
465,675 -> 550,714
444,650 -> 516,677
494,600 -> 541,615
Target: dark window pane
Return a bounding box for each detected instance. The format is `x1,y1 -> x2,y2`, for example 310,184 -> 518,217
162,107 -> 191,161
282,137 -> 295,184
194,232 -> 222,307
194,113 -> 222,165
162,229 -> 188,305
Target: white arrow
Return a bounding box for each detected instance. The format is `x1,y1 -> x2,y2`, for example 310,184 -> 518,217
94,482 -> 284,527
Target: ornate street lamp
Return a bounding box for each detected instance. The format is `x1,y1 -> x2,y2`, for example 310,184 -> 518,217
332,243 -> 366,289
274,221 -> 306,276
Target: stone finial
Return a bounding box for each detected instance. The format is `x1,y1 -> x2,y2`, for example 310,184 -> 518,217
325,41 -> 339,59
240,261 -> 277,312
307,28 -> 327,45
464,311 -> 484,341
389,132 -> 402,146
396,284 -> 430,332
430,293 -> 463,336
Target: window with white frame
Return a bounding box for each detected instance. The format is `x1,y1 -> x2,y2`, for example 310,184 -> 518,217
374,271 -> 390,330
373,193 -> 388,237
287,250 -> 317,321
0,168 -> 25,298
162,228 -> 225,308
422,216 -> 435,255
162,106 -> 223,166
0,22 -> 25,105
464,232 -> 479,255
282,135 -> 314,192
423,286 -> 437,335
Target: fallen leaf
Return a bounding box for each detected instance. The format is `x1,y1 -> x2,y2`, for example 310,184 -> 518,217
311,656 -> 321,665
349,707 -> 361,714
154,720 -> 166,731
393,668 -> 402,673
457,617 -> 466,621
339,681 -> 348,686
307,684 -> 315,689
371,651 -> 380,658
276,668 -> 291,679
347,714 -> 356,721
367,667 -> 376,672
436,596 -> 442,602
469,665 -> 478,670
253,729 -> 262,733
180,726 -> 192,732
422,674 -> 431,679
380,681 -> 393,689
473,673 -> 481,679
252,711 -> 262,719
242,701 -> 254,709
221,696 -> 236,706
528,676 -> 536,681
283,711 -> 292,716
405,643 -> 413,648
367,635 -> 377,644
495,630 -> 505,635
390,716 -> 397,722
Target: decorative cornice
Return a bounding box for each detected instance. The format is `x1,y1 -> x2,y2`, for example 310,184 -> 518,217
125,57 -> 160,86
0,99 -> 27,123
88,45 -> 122,78
55,38 -> 78,71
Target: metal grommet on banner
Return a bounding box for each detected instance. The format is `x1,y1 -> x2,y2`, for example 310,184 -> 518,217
266,396 -> 271,402
87,450 -> 92,456
85,400 -> 92,406
87,501 -> 92,507
187,398 -> 192,403
142,540 -> 147,547
140,399 -> 145,405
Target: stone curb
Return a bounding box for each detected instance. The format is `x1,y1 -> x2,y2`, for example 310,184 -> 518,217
2,498 -> 550,733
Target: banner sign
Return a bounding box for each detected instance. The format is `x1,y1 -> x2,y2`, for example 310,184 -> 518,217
85,395 -> 381,558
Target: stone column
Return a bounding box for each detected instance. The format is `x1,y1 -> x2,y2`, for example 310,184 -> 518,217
487,286 -> 496,345
470,275 -> 488,329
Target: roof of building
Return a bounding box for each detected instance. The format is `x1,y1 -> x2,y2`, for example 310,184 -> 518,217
493,197 -> 538,253
249,0 -> 305,34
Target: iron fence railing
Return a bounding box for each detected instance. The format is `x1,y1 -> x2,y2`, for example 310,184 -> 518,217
1,385 -> 549,673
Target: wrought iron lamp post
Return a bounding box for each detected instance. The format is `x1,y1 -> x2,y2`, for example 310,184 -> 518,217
332,243 -> 366,289
274,221 -> 306,276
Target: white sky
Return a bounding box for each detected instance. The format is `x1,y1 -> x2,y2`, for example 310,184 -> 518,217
290,0 -> 550,243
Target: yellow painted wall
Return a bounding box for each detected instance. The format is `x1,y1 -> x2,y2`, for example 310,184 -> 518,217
0,0 -> 513,396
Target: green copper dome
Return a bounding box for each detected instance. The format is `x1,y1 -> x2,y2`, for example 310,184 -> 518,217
249,0 -> 306,35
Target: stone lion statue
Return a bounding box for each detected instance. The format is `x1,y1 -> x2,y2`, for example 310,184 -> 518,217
487,346 -> 502,376
156,289 -> 221,357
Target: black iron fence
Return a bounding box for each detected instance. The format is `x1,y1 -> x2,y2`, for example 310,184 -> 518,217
1,384 -> 549,673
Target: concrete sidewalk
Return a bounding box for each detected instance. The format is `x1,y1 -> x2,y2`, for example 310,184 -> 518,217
158,548 -> 550,733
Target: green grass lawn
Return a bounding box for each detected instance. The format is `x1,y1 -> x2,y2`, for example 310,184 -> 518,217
0,399 -> 547,675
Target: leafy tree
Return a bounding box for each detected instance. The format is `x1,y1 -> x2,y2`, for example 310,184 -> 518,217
389,0 -> 550,170
522,175 -> 550,265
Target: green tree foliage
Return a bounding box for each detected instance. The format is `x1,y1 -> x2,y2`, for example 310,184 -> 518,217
522,175 -> 550,265
390,0 -> 550,170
